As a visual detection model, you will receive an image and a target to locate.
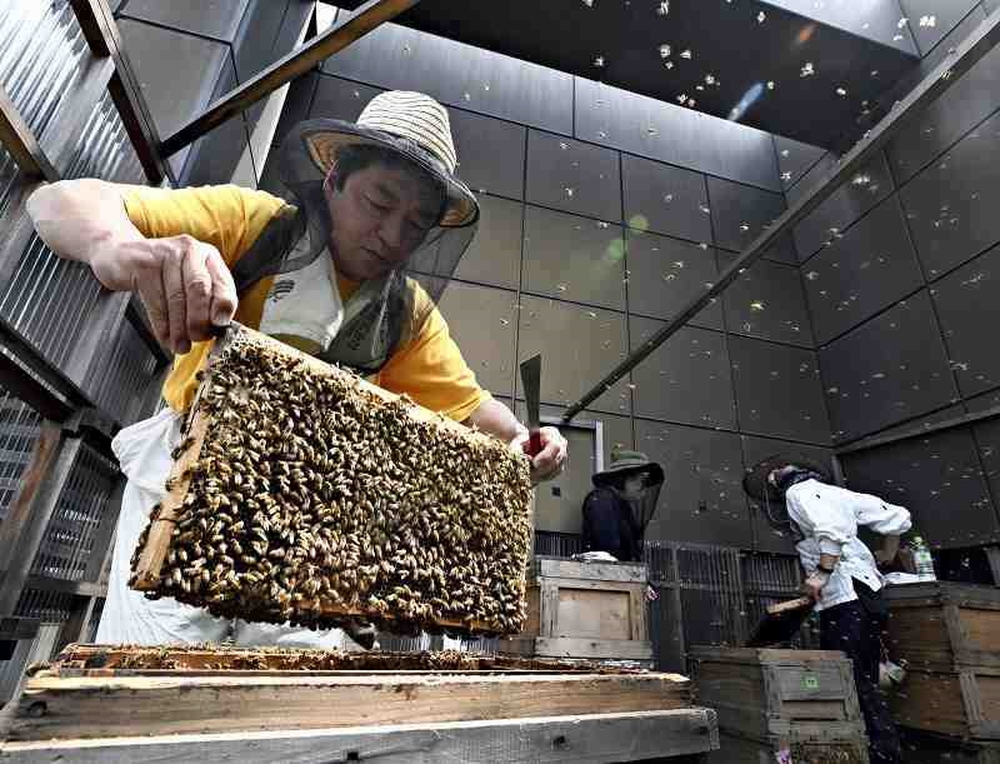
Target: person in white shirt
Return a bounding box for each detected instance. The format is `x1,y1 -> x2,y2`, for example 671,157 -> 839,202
757,459 -> 911,764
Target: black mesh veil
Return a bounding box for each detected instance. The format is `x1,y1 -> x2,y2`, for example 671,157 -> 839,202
593,466 -> 664,545
230,119 -> 480,372
743,453 -> 833,531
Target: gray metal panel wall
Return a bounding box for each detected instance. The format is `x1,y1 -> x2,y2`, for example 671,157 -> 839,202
787,2 -> 1000,549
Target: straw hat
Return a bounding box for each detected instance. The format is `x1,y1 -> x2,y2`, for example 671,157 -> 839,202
291,91 -> 478,228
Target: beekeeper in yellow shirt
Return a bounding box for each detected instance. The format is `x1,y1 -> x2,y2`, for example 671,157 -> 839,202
27,91 -> 568,648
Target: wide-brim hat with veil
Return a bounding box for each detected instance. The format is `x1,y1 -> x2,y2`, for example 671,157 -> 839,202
743,453 -> 833,530
229,91 -> 481,370
592,449 -> 665,541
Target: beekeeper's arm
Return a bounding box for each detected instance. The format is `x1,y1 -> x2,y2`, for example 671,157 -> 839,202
852,488 -> 912,565
26,179 -> 237,355
785,483 -> 852,599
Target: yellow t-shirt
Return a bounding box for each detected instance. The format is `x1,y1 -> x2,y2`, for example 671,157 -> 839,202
123,184 -> 490,421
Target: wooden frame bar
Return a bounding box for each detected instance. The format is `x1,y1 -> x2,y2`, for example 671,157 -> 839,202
0,427 -> 82,615
67,0 -> 171,184
10,668 -> 691,742
160,0 -> 420,157
0,708 -> 718,763
0,86 -> 58,183
563,6 -> 1000,422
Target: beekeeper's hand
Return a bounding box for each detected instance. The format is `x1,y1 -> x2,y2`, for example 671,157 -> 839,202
89,234 -> 237,355
26,179 -> 237,357
802,570 -> 831,602
509,426 -> 568,484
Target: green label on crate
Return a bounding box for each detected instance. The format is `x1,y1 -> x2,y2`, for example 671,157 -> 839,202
803,674 -> 819,690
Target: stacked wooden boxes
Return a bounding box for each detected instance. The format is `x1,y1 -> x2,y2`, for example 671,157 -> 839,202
499,557 -> 654,665
690,647 -> 869,764
885,582 -> 1000,754
2,644 -> 720,763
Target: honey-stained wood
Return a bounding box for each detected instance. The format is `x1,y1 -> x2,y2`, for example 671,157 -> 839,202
10,669 -> 691,741
885,582 -> 1000,672
0,708 -> 720,764
51,643 -> 641,674
891,669 -> 1000,739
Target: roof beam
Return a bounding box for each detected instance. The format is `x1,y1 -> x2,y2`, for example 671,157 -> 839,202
161,0 -> 419,157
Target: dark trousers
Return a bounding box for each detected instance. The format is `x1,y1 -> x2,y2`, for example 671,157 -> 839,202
820,599 -> 901,764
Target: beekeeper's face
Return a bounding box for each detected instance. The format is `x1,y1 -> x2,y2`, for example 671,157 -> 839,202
325,161 -> 443,281
622,473 -> 646,500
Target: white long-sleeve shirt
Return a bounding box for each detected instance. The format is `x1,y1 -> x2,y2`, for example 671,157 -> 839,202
786,479 -> 912,611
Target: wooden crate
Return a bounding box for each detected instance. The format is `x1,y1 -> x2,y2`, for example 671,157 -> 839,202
689,647 -> 865,743
890,667 -> 1000,740
709,731 -> 869,764
0,644 -> 719,763
499,557 -> 653,664
884,582 -> 1000,672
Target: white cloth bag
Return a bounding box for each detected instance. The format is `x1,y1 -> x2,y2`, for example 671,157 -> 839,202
96,408 -> 347,649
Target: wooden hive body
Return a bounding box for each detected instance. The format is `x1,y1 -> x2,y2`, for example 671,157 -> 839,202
885,583 -> 1000,741
130,326 -> 533,635
689,647 -> 866,743
500,557 -> 654,665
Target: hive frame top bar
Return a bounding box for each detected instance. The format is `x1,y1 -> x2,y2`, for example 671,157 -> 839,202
562,7 -> 1000,423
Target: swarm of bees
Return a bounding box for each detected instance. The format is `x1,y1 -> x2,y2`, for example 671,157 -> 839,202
131,331 -> 533,636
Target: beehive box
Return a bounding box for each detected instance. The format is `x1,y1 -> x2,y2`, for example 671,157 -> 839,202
500,558 -> 654,664
890,667 -> 1000,740
689,647 -> 865,742
884,582 -> 1000,672
5,644 -> 702,760
709,731 -> 869,764
130,326 -> 533,636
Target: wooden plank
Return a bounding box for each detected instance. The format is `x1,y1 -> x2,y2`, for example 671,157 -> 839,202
971,673 -> 1000,739
555,588 -> 631,640
689,647 -> 847,666
10,672 -> 690,741
959,608 -> 1000,667
0,84 -> 58,181
768,663 -> 853,702
131,407 -> 209,589
767,596 -> 812,615
540,581 -> 559,638
534,558 -> 648,583
705,701 -> 863,741
884,582 -> 1000,608
161,0 -> 420,157
630,584 -> 647,642
891,670 -> 969,738
53,644 -> 637,674
529,637 -> 654,661
0,431 -> 81,615
523,587 -> 540,637
694,661 -> 766,713
539,576 -> 647,594
1,708 -> 719,763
